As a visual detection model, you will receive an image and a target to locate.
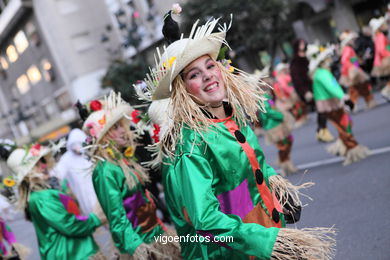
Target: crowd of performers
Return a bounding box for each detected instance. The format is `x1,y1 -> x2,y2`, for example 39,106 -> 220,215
0,4 -> 388,260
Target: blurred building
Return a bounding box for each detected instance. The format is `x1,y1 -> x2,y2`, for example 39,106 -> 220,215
0,0 -> 183,145
292,0 -> 387,44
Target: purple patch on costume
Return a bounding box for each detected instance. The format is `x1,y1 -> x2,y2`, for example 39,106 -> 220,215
196,230 -> 232,249
0,220 -> 17,255
217,179 -> 254,219
75,215 -> 88,221
123,191 -> 145,228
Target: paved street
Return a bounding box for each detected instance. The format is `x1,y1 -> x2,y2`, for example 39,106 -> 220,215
6,93 -> 390,260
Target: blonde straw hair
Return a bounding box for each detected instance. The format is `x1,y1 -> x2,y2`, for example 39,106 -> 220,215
18,155 -> 54,220
159,59 -> 268,157
94,118 -> 149,189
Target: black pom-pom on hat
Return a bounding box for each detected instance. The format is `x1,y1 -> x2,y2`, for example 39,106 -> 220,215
162,10 -> 181,45
75,100 -> 89,122
0,141 -> 16,161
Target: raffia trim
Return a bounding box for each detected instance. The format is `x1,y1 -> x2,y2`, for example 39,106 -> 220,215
12,243 -> 32,260
89,251 -> 107,260
343,144 -> 370,166
272,227 -> 336,260
326,138 -> 347,157
156,63 -> 268,161
264,123 -> 291,144
119,229 -> 181,260
269,175 -> 314,209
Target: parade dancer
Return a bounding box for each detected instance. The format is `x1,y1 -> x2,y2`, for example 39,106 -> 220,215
310,47 -> 370,165
273,63 -> 307,128
0,218 -> 31,260
2,143 -> 105,260
339,31 -> 376,110
79,92 -> 180,259
136,7 -> 336,259
258,92 -> 298,176
369,16 -> 390,101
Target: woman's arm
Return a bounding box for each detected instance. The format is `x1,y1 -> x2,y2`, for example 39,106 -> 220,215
92,163 -> 143,255
175,153 -> 279,259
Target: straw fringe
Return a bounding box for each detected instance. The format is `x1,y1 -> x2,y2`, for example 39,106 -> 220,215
326,138 -> 347,156
89,251 -> 107,260
272,227 -> 336,260
119,229 -> 181,260
269,175 -> 314,209
157,62 -> 269,160
343,145 -> 370,166
12,242 -> 32,260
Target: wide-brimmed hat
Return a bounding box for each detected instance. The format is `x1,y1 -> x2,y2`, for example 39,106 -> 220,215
275,63 -> 289,74
369,17 -> 386,33
7,145 -> 52,183
339,31 -> 358,48
308,46 -> 335,73
81,91 -> 133,154
137,18 -> 230,101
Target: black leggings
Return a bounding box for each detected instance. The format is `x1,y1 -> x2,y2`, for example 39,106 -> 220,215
317,112 -> 328,132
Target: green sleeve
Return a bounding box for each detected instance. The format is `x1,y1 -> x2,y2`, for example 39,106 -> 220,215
175,153 -> 279,259
319,70 -> 345,99
92,163 -> 143,255
30,193 -> 101,237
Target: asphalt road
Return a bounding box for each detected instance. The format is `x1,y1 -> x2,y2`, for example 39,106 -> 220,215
6,93 -> 390,260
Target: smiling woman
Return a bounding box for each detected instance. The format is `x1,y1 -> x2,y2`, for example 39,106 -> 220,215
139,5 -> 336,260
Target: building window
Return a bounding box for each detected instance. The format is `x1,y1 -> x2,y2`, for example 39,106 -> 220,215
16,74 -> 30,94
0,56 -> 8,70
25,21 -> 40,46
45,101 -> 59,117
6,45 -> 18,63
41,59 -> 55,82
26,65 -> 42,85
56,92 -> 72,110
14,31 -> 29,54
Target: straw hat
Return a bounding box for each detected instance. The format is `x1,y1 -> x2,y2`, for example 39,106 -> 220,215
339,31 -> 358,48
275,63 -> 289,74
81,91 -> 133,154
7,145 -> 51,183
308,46 -> 335,73
369,17 -> 386,33
137,18 -> 230,101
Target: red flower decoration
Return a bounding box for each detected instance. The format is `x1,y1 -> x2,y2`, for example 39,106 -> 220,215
90,100 -> 102,111
32,143 -> 41,150
131,110 -> 141,124
152,124 -> 160,143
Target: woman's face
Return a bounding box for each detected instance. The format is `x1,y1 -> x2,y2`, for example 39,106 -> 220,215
107,121 -> 128,147
182,55 -> 226,106
299,40 -> 306,51
33,157 -> 49,176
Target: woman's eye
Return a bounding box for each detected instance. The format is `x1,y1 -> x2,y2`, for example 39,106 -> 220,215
207,64 -> 215,69
189,72 -> 199,79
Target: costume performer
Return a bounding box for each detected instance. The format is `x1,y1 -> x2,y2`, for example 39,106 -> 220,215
258,93 -> 297,176
79,92 -> 180,259
338,31 -> 376,110
54,128 -> 98,215
3,144 -> 105,260
369,16 -> 390,101
273,63 -> 307,128
310,47 -> 370,165
136,6 -> 336,260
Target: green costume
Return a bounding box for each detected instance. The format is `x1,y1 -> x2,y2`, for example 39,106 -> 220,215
28,189 -> 101,260
258,95 -> 284,131
313,68 -> 345,101
163,111 -> 285,259
92,160 -> 164,255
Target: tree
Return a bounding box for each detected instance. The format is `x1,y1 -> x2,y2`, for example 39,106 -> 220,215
183,0 -> 295,70
101,58 -> 148,106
